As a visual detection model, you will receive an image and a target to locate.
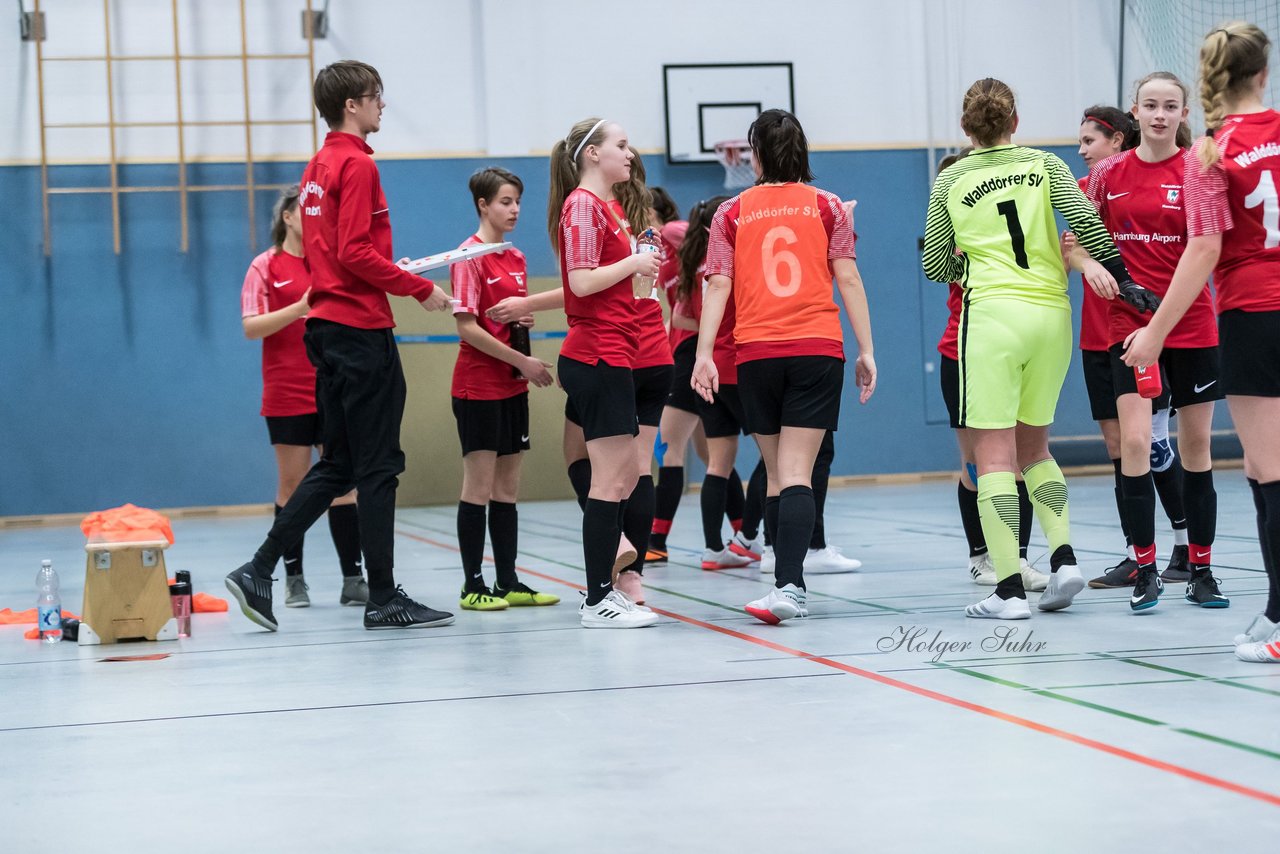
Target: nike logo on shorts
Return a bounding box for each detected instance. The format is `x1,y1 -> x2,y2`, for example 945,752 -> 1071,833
1193,380 -> 1216,394
272,280 -> 292,288
520,434 -> 529,443
1107,192 -> 1130,200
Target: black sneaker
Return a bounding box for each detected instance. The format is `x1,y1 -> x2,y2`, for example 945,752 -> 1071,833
1161,545 -> 1191,583
364,586 -> 455,630
1088,557 -> 1140,589
224,563 -> 278,631
1185,568 -> 1230,608
1129,565 -> 1163,612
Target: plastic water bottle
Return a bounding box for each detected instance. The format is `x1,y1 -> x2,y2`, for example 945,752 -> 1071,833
633,228 -> 661,298
36,560 -> 62,643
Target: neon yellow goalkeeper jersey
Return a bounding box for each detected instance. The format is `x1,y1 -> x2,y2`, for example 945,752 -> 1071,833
922,144 -> 1119,308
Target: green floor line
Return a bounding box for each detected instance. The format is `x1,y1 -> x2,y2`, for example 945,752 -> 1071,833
1095,653 -> 1280,699
931,662 -> 1280,761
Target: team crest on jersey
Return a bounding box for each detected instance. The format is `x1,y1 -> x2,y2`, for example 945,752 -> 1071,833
1166,189 -> 1180,203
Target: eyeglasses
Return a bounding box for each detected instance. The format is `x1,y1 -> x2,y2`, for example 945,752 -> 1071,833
357,90 -> 383,102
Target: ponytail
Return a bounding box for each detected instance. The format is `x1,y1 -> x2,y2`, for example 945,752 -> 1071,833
1197,22 -> 1271,170
546,117 -> 613,253
676,195 -> 728,306
270,185 -> 301,251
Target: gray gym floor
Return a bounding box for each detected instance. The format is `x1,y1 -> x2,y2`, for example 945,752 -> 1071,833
2,472 -> 1278,852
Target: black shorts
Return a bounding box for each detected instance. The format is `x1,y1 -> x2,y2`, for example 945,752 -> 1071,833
266,413 -> 322,447
634,364 -> 674,428
666,337 -> 700,414
1220,309 -> 1280,397
452,393 -> 530,456
560,356 -> 639,441
737,355 -> 843,435
698,383 -> 746,438
1108,344 -> 1221,409
939,356 -> 962,430
1080,348 -> 1118,421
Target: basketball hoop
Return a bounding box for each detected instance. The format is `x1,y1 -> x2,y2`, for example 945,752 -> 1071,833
714,139 -> 755,190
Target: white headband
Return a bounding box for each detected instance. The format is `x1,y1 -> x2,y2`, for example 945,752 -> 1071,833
571,119 -> 609,162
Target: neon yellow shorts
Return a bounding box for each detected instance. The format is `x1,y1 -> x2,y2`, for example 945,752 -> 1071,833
957,297 -> 1072,429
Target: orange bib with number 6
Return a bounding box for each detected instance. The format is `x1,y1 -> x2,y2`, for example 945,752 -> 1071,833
732,184 -> 842,347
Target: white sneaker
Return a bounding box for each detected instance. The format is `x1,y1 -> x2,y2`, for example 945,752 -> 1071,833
804,545 -> 862,573
1020,558 -> 1049,592
1234,625 -> 1280,663
579,590 -> 659,628
701,546 -> 754,571
1234,614 -> 1279,647
965,592 -> 1031,620
1037,564 -> 1085,612
969,553 -> 996,586
728,531 -> 763,562
744,583 -> 808,624
759,545 -> 775,575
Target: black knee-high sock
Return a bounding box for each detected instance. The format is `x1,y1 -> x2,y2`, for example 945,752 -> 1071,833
488,500 -> 519,589
701,474 -> 729,550
957,481 -> 987,558
1260,482 -> 1280,623
457,501 -> 488,593
621,475 -> 655,575
810,433 -> 834,550
725,468 -> 744,532
276,504 -> 304,577
1249,479 -> 1280,620
1181,468 -> 1216,568
763,494 -> 780,549
583,498 -> 621,606
1152,458 -> 1188,533
741,460 -> 767,539
1112,458 -> 1133,550
775,485 -> 815,589
1016,479 -> 1032,560
567,459 -> 591,512
1120,475 -> 1157,566
651,465 -> 684,547
326,503 -> 363,578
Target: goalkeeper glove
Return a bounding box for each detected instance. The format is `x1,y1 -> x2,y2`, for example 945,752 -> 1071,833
1118,280 -> 1161,314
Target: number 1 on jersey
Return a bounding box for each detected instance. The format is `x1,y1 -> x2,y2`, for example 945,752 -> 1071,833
1244,169 -> 1280,250
996,200 -> 1030,269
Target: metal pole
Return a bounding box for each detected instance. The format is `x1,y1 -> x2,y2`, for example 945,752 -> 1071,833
34,0 -> 51,255
238,0 -> 255,247
171,0 -> 189,252
103,0 -> 122,254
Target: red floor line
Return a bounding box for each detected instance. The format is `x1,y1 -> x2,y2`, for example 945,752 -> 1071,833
395,527 -> 1280,808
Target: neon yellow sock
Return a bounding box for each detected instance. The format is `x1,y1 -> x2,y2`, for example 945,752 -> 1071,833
977,471 -> 1020,582
1023,458 -> 1071,553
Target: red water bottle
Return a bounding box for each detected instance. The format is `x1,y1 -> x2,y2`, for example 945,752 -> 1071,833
1135,362 -> 1162,399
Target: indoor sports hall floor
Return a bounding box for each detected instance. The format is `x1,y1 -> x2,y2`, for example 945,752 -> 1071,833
3,472 -> 1278,851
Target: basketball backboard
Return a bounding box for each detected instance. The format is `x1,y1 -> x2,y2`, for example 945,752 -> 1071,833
663,62 -> 795,165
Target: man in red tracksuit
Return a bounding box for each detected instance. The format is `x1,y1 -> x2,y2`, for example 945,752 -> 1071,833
226,60 -> 455,632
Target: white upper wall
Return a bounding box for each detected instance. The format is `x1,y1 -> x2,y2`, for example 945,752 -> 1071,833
2,0 -> 1126,164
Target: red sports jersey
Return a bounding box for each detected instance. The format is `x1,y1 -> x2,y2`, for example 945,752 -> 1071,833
688,262 -> 739,384
1077,175 -> 1111,350
609,200 -> 673,369
558,188 -> 639,368
299,132 -> 435,330
449,234 -> 530,400
240,248 -> 316,417
1184,110 -> 1280,312
704,184 -> 855,364
1086,149 -> 1217,347
659,220 -> 694,351
937,282 -> 962,361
